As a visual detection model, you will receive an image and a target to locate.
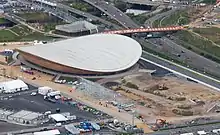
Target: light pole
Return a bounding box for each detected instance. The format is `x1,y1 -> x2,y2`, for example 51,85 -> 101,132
132,110 -> 136,126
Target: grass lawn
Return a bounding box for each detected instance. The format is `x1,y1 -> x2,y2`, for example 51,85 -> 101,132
10,25 -> 32,36
175,30 -> 220,63
0,25 -> 58,42
193,27 -> 220,45
152,19 -> 160,27
16,12 -> 51,21
20,32 -> 57,41
201,0 -> 216,4
127,13 -> 150,25
160,10 -> 189,26
0,18 -> 9,24
0,30 -> 18,41
43,22 -> 67,32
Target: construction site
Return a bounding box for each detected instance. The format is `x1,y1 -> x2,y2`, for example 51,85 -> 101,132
0,43 -> 220,127
100,71 -> 220,118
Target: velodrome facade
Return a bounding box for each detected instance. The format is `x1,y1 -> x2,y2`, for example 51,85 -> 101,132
17,34 -> 142,75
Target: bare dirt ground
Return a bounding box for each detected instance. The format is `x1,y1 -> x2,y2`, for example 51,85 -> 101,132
189,5 -> 219,28
101,72 -> 220,123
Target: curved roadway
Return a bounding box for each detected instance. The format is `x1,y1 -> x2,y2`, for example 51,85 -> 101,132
82,0 -> 139,28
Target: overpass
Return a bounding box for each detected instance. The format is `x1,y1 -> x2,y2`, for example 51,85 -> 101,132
101,26 -> 184,34
81,0 -> 138,28
123,0 -> 162,6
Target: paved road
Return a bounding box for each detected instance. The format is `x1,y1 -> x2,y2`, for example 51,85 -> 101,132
144,9 -> 178,27
148,122 -> 220,135
141,51 -> 220,90
20,0 -> 121,30
123,0 -> 161,6
56,3 -> 122,29
0,118 -> 113,135
148,37 -> 220,79
82,0 -> 139,28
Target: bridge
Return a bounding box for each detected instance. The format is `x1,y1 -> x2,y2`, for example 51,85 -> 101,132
101,26 -> 184,34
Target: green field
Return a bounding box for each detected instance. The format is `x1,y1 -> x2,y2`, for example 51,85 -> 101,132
174,30 -> 220,63
153,10 -> 190,27
10,25 -> 32,36
0,30 -> 18,41
16,12 -> 52,21
127,13 -> 150,25
69,2 -> 93,12
162,10 -> 189,26
0,18 -> 9,24
201,0 -> 216,4
193,27 -> 220,45
20,32 -> 56,41
0,25 -> 58,42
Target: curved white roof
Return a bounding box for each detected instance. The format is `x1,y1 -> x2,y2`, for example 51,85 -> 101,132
18,34 -> 142,72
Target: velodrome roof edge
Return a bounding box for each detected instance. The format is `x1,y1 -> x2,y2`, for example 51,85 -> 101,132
17,34 -> 142,73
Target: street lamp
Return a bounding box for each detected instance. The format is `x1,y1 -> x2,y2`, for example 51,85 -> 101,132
132,110 -> 136,126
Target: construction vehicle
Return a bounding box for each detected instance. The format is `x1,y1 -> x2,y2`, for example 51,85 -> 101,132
158,84 -> 168,90
151,119 -> 170,131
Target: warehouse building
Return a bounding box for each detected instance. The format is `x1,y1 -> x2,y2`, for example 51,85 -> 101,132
7,110 -> 44,124
55,21 -> 98,37
0,109 -> 14,119
65,124 -> 80,135
34,129 -> 60,135
0,79 -> 28,93
49,113 -> 68,123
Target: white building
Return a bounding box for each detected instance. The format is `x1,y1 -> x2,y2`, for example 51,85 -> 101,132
7,110 -> 43,124
49,114 -> 68,122
34,129 -> 60,135
0,79 -> 29,93
38,86 -> 52,95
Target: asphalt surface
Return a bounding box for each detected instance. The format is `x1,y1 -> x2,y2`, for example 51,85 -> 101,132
148,37 -> 220,79
149,122 -> 220,135
81,0 -> 139,28
138,59 -> 171,77
0,92 -> 103,121
0,121 -> 33,133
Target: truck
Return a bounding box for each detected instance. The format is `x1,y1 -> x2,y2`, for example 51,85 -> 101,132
21,66 -> 34,75
38,86 -> 52,95
20,66 -> 31,71
47,91 -> 61,97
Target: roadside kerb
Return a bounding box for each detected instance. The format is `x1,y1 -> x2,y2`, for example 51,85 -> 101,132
141,51 -> 220,91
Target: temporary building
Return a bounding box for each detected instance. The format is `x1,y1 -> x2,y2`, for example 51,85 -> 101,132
49,114 -> 68,122
65,124 -> 80,135
90,122 -> 101,130
38,86 -> 52,95
0,79 -> 28,93
197,131 -> 207,135
33,129 -> 60,135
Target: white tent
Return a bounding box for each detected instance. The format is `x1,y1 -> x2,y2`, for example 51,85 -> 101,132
49,114 -> 68,122
34,129 -> 60,135
0,79 -> 28,93
197,131 -> 207,135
